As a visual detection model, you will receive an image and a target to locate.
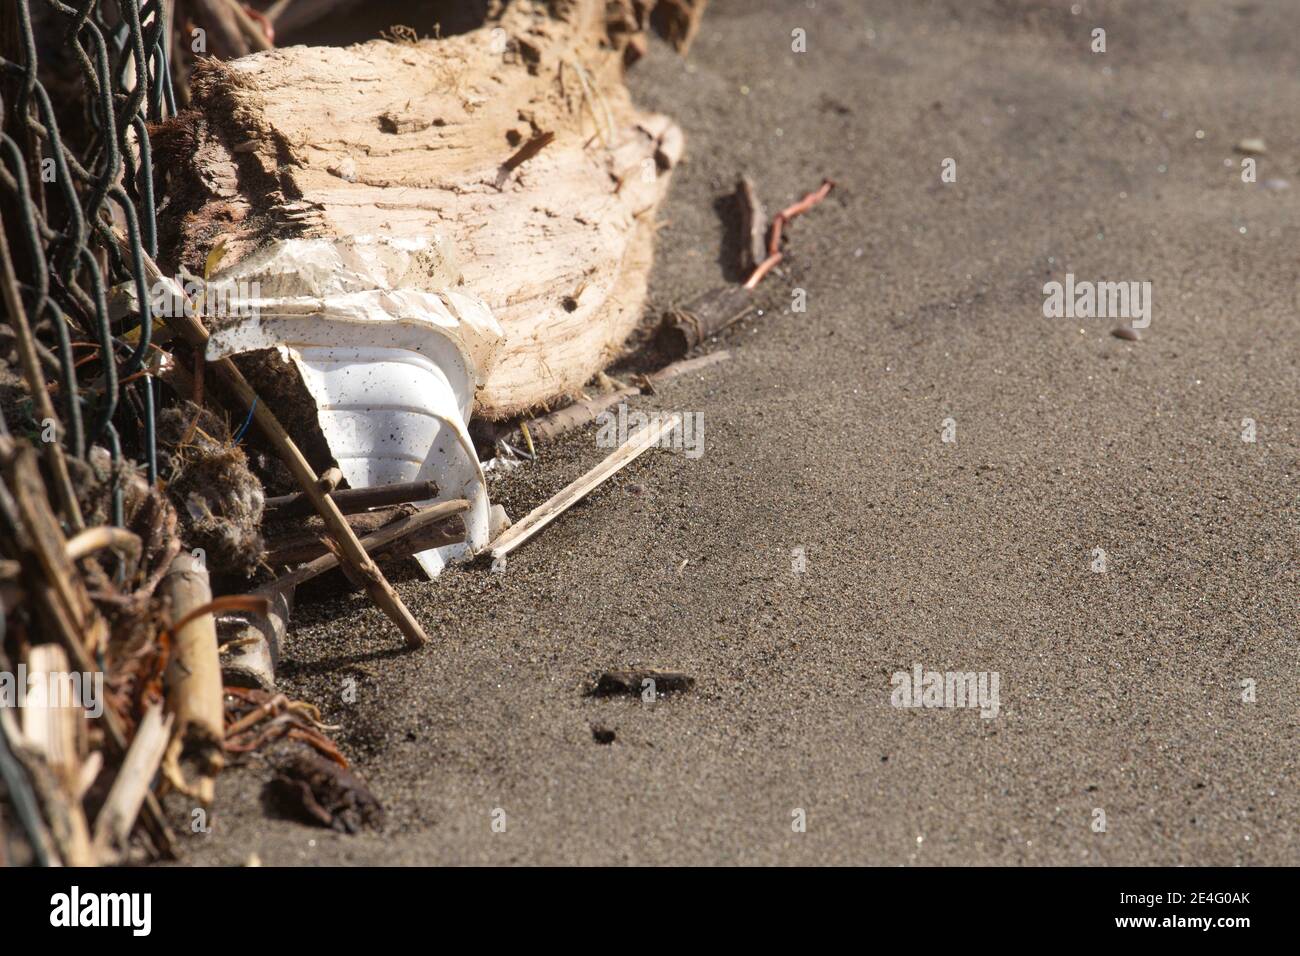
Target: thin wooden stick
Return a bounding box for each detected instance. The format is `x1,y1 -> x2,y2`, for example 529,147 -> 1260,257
648,349 -> 732,383
263,479 -> 440,519
489,413 -> 682,562
737,174 -> 767,273
91,704 -> 173,862
225,0 -> 274,50
271,498 -> 469,591
520,352 -> 732,443
527,386 -> 639,441
115,231 -> 433,649
264,504 -> 462,566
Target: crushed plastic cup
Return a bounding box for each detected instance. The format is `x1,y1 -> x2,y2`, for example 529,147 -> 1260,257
204,236 -> 503,576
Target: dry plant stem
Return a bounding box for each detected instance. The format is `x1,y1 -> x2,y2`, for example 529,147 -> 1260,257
168,594 -> 270,637
489,413 -> 682,561
6,443 -> 110,663
116,230 -> 431,650
184,0 -> 251,58
742,251 -> 782,290
743,178 -> 835,290
92,704 -> 173,862
2,441 -> 177,857
65,526 -> 142,570
226,0 -> 274,50
648,349 -> 732,383
186,0 -> 271,57
224,693 -> 286,738
0,211 -> 84,528
162,551 -> 225,805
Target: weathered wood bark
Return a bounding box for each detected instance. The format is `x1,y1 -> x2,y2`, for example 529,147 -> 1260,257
155,0 -> 683,420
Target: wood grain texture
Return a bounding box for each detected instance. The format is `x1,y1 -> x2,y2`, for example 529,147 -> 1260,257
157,0 -> 682,419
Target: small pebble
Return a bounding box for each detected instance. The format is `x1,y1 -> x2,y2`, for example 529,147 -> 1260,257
1235,137 -> 1267,155
591,724 -> 616,745
1111,327 -> 1142,342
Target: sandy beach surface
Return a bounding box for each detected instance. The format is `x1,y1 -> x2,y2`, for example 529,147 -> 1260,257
185,0 -> 1298,866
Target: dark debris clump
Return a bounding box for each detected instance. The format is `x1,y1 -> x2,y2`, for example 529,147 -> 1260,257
157,401 -> 265,576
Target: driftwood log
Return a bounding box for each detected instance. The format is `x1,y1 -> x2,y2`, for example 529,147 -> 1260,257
155,0 -> 684,419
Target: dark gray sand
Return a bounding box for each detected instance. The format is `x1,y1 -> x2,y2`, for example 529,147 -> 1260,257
185,0 -> 1298,865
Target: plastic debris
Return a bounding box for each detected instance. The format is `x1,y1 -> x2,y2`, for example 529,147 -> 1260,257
205,236 -> 503,576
